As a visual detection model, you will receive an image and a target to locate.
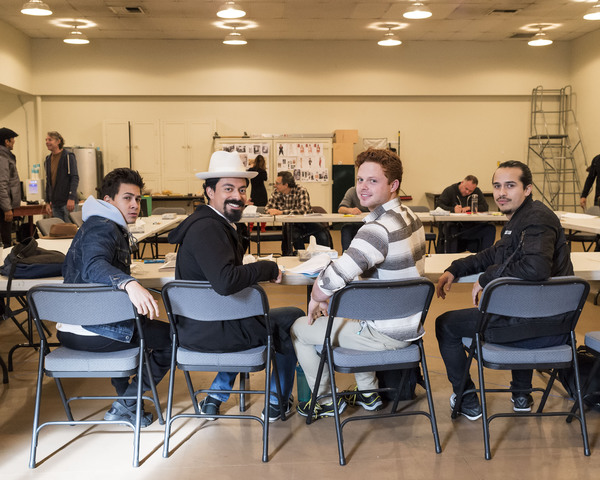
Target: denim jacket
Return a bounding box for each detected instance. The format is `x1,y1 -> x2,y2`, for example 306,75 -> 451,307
62,196 -> 136,342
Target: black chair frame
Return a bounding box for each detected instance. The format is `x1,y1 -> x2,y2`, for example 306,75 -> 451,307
451,276 -> 591,460
27,284 -> 164,468
161,281 -> 285,463
305,279 -> 441,465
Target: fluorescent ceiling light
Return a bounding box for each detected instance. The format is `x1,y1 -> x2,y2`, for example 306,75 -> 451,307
21,0 -> 52,16
223,30 -> 247,45
217,2 -> 246,19
64,28 -> 89,45
584,4 -> 600,20
528,30 -> 552,46
378,30 -> 402,46
403,2 -> 432,20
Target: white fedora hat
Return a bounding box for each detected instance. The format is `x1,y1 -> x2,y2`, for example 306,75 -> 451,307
196,150 -> 258,180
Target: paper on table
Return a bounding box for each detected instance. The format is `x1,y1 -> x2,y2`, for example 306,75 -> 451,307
242,205 -> 258,215
287,253 -> 331,276
159,252 -> 177,270
561,213 -> 597,220
430,207 -> 449,216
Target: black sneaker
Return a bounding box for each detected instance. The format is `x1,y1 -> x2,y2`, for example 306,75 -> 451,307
104,401 -> 154,428
511,394 -> 534,412
297,397 -> 347,419
261,395 -> 294,423
199,396 -> 221,420
345,386 -> 384,411
450,393 -> 482,421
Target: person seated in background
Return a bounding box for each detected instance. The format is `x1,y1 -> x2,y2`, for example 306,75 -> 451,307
265,170 -> 330,255
436,175 -> 496,253
60,168 -> 171,427
291,148 -> 426,419
338,185 -> 369,252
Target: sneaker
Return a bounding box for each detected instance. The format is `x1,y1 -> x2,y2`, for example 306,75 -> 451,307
261,395 -> 294,423
199,396 -> 221,421
511,394 -> 534,412
104,401 -> 154,428
450,393 -> 482,421
297,397 -> 347,419
345,386 -> 384,411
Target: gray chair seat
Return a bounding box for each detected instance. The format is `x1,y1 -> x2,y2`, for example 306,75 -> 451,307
177,346 -> 266,369
45,346 -> 139,373
316,344 -> 421,368
586,331 -> 600,352
461,338 -> 573,364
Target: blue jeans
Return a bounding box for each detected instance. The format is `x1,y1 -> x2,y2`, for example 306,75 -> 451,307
52,204 -> 75,223
209,306 -> 301,405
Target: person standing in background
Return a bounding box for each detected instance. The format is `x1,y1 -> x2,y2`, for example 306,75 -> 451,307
45,131 -> 79,222
580,153 -> 600,210
248,154 -> 268,233
0,127 -> 21,247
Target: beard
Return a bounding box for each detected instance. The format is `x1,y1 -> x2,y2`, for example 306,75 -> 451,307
223,200 -> 245,223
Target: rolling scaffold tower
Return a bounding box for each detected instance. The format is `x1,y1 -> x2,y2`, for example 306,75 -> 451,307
527,85 -> 587,211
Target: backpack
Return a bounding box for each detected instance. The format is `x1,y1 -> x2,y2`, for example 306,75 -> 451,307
376,366 -> 424,402
1,237 -> 65,281
557,345 -> 600,411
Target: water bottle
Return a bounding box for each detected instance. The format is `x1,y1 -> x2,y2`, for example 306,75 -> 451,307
295,364 -> 311,403
471,194 -> 478,214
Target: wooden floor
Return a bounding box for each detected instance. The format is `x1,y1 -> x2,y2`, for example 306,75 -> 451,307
1,229 -> 599,479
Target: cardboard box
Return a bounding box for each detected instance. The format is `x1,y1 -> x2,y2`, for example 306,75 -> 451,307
333,143 -> 355,165
334,129 -> 358,144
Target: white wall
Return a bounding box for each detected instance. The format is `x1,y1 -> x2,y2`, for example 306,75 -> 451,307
0,21 -> 32,94
1,34 -> 580,205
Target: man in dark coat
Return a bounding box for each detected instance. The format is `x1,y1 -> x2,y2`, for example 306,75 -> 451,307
435,161 -> 573,420
168,150 -> 304,422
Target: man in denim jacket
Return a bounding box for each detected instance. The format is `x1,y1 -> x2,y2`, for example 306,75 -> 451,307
60,168 -> 171,427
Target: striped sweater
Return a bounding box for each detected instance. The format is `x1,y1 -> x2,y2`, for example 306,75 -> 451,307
317,197 -> 427,341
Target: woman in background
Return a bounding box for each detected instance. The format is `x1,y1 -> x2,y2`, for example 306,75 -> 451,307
248,154 -> 268,232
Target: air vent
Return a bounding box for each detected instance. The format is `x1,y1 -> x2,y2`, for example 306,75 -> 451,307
108,6 -> 145,15
510,33 -> 536,39
488,9 -> 519,15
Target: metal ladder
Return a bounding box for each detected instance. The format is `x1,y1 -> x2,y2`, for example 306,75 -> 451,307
527,85 -> 587,211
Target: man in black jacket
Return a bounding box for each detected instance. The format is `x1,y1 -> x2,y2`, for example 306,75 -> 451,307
435,161 -> 573,420
168,151 -> 304,422
436,175 -> 496,253
45,131 -> 79,222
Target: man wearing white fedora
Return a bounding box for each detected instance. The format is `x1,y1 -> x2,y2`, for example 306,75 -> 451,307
168,150 -> 304,421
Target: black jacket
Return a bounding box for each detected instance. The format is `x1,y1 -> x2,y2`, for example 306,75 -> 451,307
168,205 -> 279,352
437,181 -> 489,212
445,196 -> 574,343
581,154 -> 600,206
45,150 -> 79,206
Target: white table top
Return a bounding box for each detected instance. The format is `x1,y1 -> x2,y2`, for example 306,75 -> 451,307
558,212 -> 600,235
130,214 -> 186,242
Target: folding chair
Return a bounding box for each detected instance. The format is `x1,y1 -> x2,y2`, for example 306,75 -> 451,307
161,281 -> 284,462
568,331 -> 600,419
452,276 -> 591,460
69,210 -> 83,227
35,217 -> 65,237
306,278 -> 441,465
408,205 -> 437,253
27,284 -> 164,468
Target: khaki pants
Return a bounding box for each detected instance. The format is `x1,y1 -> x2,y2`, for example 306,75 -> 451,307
291,315 -> 409,401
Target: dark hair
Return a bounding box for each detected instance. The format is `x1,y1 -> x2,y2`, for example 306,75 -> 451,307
254,154 -> 266,170
277,171 -> 296,188
464,175 -> 479,185
355,148 -> 403,188
47,131 -> 65,149
496,160 -> 532,188
203,177 -> 249,204
100,168 -> 144,198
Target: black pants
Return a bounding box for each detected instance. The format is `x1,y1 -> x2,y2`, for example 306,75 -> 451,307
282,222 -> 331,255
438,222 -> 496,253
435,307 -> 567,395
0,210 -> 12,247
57,317 -> 172,402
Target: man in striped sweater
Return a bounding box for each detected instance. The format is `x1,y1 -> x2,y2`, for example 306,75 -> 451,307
291,148 -> 427,418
